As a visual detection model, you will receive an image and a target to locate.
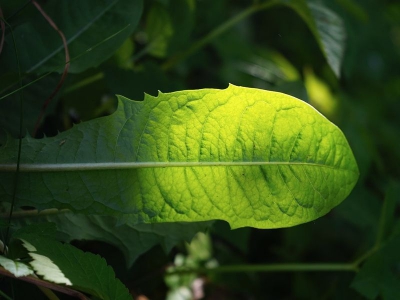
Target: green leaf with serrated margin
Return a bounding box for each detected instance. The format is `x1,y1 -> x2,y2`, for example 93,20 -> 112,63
0,85 -> 359,229
14,234 -> 131,300
0,255 -> 33,277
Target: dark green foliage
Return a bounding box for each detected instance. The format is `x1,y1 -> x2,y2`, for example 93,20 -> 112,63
1,0 -> 399,299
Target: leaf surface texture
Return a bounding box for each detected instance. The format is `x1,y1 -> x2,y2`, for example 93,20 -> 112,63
0,85 -> 359,229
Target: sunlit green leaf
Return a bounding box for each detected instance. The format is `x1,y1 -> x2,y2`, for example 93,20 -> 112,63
0,85 -> 358,229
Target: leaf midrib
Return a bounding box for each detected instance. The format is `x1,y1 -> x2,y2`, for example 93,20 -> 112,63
0,161 -> 357,173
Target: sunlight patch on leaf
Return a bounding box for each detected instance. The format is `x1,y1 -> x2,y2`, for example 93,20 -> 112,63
29,253 -> 73,286
304,68 -> 338,118
14,235 -> 132,299
20,239 -> 37,252
146,3 -> 174,57
0,255 -> 34,277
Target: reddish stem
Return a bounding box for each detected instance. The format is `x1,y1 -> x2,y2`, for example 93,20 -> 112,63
0,266 -> 89,299
31,0 -> 70,137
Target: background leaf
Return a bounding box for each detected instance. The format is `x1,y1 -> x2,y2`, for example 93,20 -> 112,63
0,75 -> 61,138
351,234 -> 400,300
282,0 -> 346,77
0,0 -> 143,75
15,213 -> 213,266
13,232 -> 132,300
144,0 -> 194,58
350,183 -> 400,300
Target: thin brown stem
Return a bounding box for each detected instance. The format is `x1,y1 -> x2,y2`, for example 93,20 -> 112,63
31,0 -> 70,137
0,266 -> 89,300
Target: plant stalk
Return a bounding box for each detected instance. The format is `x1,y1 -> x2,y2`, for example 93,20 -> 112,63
1,15 -> 22,251
166,262 -> 357,276
161,1 -> 278,71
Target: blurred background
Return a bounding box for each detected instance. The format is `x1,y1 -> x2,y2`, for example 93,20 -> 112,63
1,0 -> 400,299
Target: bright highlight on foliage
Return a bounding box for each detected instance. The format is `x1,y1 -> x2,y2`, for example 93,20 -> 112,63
28,253 -> 73,286
0,85 -> 359,229
0,255 -> 33,277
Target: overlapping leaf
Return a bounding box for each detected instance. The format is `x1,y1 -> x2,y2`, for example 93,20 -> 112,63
0,0 -> 143,74
14,231 -> 132,300
15,213 -> 213,266
282,0 -> 346,77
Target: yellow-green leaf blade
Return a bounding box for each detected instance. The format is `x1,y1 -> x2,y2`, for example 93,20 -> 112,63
0,85 -> 358,229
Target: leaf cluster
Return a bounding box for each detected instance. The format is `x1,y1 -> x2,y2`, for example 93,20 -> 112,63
0,0 -> 399,299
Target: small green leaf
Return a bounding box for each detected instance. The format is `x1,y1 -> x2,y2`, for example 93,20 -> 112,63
282,0 -> 346,77
20,240 -> 73,286
14,235 -> 131,300
0,85 -> 359,229
0,255 -> 34,277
